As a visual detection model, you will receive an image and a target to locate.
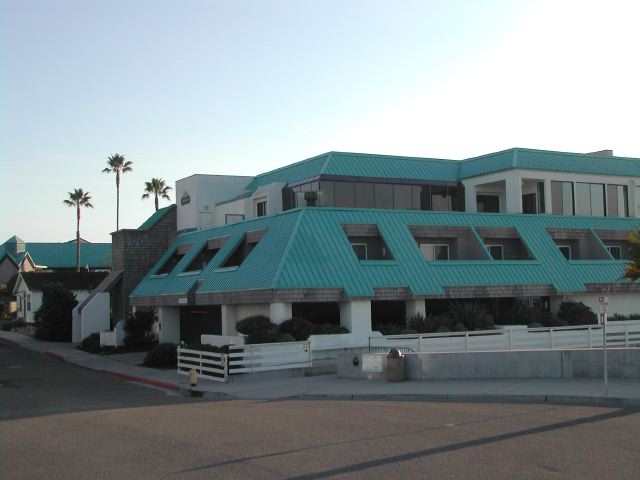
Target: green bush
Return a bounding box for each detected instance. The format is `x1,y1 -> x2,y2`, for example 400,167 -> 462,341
373,323 -> 409,335
509,302 -> 555,327
406,313 -> 455,333
78,333 -> 101,353
143,343 -> 177,367
0,319 -> 27,332
124,307 -> 157,347
34,283 -> 77,341
311,323 -> 350,335
277,333 -> 296,342
278,317 -> 313,341
557,301 -> 598,326
236,315 -> 279,344
449,301 -> 494,331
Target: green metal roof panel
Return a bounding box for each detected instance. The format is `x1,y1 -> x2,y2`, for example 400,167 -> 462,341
131,208 -> 639,301
23,243 -> 111,269
459,148 -> 640,179
138,205 -> 173,230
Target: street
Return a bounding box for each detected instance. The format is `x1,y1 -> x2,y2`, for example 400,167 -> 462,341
1,338 -> 639,479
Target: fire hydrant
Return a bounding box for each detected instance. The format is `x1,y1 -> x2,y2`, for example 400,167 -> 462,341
189,368 -> 198,387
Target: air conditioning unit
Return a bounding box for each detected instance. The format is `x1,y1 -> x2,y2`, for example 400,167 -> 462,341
296,191 -> 323,207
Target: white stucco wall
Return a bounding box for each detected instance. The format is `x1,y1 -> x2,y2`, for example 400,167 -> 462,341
176,174 -> 253,232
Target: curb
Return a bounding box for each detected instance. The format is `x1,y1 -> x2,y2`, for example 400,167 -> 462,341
292,393 -> 640,407
43,351 -> 66,361
100,370 -> 181,391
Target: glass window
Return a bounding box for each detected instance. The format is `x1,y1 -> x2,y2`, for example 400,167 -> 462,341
393,184 -> 413,210
185,247 -> 220,272
412,186 -> 422,210
355,183 -> 375,208
607,185 -> 628,217
590,183 -> 605,216
319,181 -> 334,207
225,214 -> 244,224
558,245 -> 572,260
607,246 -> 622,260
256,200 -> 267,217
431,186 -> 452,211
420,243 -> 449,261
477,195 -> 500,213
562,182 -> 574,215
334,182 -> 356,208
575,183 -> 591,216
487,245 -> 504,260
156,250 -> 185,275
351,243 -> 367,260
374,183 -> 393,209
537,182 -> 546,213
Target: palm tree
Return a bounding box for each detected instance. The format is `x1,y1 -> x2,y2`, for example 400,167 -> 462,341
142,178 -> 172,211
625,228 -> 640,281
102,153 -> 133,230
63,188 -> 94,272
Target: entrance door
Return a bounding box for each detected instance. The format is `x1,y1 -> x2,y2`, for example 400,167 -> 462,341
179,306 -> 222,345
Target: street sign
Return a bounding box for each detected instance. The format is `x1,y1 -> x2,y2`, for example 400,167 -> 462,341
599,296 -> 609,314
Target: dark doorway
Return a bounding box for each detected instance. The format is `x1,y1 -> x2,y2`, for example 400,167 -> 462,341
292,302 -> 340,325
179,306 -> 222,345
371,301 -> 406,329
477,195 -> 500,213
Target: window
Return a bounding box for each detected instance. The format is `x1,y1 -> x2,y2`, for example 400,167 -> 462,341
551,181 -> 574,215
26,294 -> 31,312
606,185 -> 629,217
393,184 -> 413,210
430,186 -> 453,211
256,200 -> 267,217
420,244 -> 449,261
222,230 -> 266,268
558,245 -> 572,260
334,182 -> 356,208
477,195 -> 500,213
575,182 -> 605,216
185,247 -> 220,272
606,246 -> 622,260
156,249 -> 186,275
225,214 -> 245,224
355,183 -> 375,208
374,183 -> 393,209
351,243 -> 368,260
487,245 -> 504,260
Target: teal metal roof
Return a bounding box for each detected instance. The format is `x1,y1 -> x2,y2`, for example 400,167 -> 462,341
1,238 -> 111,269
131,208 -> 639,300
459,148 -> 640,178
138,205 -> 174,230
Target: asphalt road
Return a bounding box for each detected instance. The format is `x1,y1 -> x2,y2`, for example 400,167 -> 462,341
1,338 -> 640,480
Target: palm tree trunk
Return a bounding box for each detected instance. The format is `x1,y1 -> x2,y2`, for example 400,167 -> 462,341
116,173 -> 120,230
76,206 -> 81,272
154,193 -> 159,211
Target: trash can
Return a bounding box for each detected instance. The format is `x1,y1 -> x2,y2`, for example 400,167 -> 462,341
386,348 -> 405,382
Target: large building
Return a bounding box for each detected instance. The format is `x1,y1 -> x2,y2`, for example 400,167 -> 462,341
129,148 -> 640,345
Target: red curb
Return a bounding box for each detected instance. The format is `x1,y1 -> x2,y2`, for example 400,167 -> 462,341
100,370 -> 180,390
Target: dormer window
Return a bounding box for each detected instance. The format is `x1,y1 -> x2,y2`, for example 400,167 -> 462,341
155,243 -> 193,275
420,244 -> 449,261
256,200 -> 267,217
222,230 -> 266,268
343,224 -> 394,261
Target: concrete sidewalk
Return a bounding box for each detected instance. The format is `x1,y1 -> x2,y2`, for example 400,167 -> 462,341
2,330 -> 640,406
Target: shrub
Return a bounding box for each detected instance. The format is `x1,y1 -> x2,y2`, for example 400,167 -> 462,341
277,333 -> 296,343
509,302 -> 555,327
434,326 -> 450,333
236,315 -> 279,344
448,301 -> 494,331
373,323 -> 408,335
182,342 -> 230,353
527,322 -> 544,328
78,333 -> 101,353
34,282 -> 77,341
0,319 -> 27,332
124,307 -> 157,347
310,323 -> 349,335
143,343 -> 177,367
406,313 -> 455,333
278,317 -> 313,341
557,301 -> 598,326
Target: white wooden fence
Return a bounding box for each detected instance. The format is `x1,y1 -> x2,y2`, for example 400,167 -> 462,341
177,341 -> 311,382
369,322 -> 640,354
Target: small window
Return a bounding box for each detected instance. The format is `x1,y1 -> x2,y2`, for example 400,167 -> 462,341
351,243 -> 368,260
606,246 -> 622,260
26,294 -> 31,312
558,245 -> 572,260
185,247 -> 220,272
256,200 -> 267,217
420,244 -> 449,261
156,249 -> 186,275
225,214 -> 244,224
487,245 -> 504,260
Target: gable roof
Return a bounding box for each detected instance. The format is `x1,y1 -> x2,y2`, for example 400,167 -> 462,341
17,271 -> 109,292
131,208 -> 640,301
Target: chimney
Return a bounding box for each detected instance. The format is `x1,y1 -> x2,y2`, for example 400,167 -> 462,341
586,149 -> 613,157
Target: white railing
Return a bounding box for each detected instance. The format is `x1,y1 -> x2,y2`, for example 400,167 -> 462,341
177,341 -> 312,382
369,322 -> 640,353
177,347 -> 228,382
228,341 -> 311,374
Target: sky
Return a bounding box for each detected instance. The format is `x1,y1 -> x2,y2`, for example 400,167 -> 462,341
2,0 -> 639,243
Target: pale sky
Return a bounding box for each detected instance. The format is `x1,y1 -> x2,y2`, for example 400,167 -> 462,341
2,0 -> 639,243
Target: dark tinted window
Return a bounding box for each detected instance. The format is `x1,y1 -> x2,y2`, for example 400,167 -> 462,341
355,183 -> 375,208
374,183 -> 393,209
334,182 -> 356,208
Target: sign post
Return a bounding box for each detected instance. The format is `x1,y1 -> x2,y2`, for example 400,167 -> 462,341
599,296 -> 609,396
